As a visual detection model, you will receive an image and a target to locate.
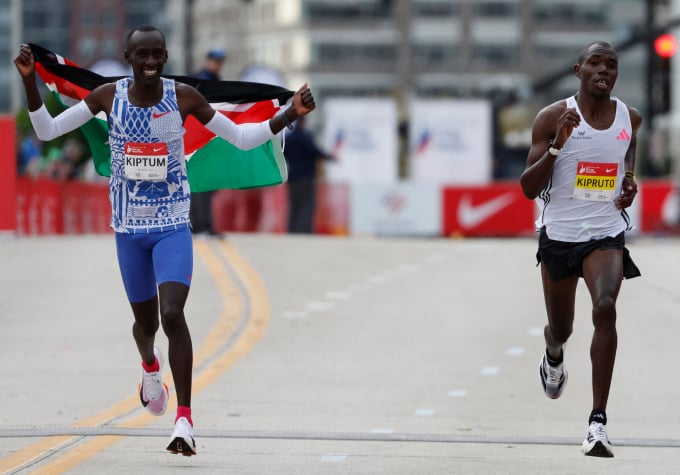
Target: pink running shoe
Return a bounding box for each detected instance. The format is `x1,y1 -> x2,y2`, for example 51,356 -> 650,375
138,346 -> 169,416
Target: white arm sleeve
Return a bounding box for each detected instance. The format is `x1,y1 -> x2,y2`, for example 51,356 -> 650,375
28,101 -> 95,141
203,111 -> 275,150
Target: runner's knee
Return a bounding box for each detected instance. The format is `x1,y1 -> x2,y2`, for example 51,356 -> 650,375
134,318 -> 159,337
160,304 -> 186,334
592,297 -> 617,326
547,323 -> 572,344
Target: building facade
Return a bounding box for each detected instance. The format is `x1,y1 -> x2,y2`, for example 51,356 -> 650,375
3,0 -> 676,177
5,0 -> 183,112
191,0 -> 653,106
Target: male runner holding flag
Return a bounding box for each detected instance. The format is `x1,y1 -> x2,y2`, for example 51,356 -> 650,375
14,25 -> 316,456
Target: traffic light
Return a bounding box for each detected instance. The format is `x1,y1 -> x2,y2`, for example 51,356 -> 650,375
651,33 -> 677,114
655,33 -> 678,59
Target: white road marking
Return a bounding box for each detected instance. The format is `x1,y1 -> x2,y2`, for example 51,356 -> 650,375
282,311 -> 308,319
414,408 -> 435,416
321,454 -> 347,462
305,301 -> 334,312
481,366 -> 500,376
326,291 -> 351,300
370,428 -> 394,434
529,326 -> 543,336
506,346 -> 525,356
447,389 -> 467,398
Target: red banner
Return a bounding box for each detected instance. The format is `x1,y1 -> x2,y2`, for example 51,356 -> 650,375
15,178 -> 110,235
212,187 -> 281,233
213,182 -> 349,235
315,183 -> 349,235
639,179 -> 677,233
0,116 -> 17,233
442,182 -> 536,237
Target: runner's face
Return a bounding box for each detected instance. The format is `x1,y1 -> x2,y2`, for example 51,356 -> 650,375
125,30 -> 167,83
576,46 -> 618,97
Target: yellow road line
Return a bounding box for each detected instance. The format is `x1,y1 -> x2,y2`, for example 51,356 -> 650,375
0,239 -> 268,474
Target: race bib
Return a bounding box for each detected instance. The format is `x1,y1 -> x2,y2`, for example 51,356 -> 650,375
573,162 -> 618,202
124,142 -> 168,180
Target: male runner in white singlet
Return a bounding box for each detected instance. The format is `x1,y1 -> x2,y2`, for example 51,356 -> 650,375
14,25 -> 316,456
520,41 -> 642,458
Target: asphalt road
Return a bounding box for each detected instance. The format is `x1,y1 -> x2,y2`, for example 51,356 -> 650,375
0,234 -> 678,474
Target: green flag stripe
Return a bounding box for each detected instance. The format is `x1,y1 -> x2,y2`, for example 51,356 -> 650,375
187,136 -> 286,191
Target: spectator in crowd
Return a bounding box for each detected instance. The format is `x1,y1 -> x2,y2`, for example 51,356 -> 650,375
283,116 -> 333,233
189,48 -> 227,235
17,132 -> 42,175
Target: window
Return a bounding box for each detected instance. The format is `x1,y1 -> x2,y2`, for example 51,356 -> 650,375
102,11 -> 117,28
472,43 -> 519,67
474,1 -> 518,18
534,2 -> 606,26
412,43 -> 459,65
81,12 -> 95,29
413,1 -> 459,18
78,37 -> 97,58
313,43 -> 397,64
304,1 -> 391,22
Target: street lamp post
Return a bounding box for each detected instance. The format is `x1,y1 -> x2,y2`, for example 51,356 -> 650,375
10,0 -> 22,112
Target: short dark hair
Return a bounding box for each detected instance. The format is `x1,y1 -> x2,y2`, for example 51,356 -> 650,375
577,41 -> 615,64
126,25 -> 165,46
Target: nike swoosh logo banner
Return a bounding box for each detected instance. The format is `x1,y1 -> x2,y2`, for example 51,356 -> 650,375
458,193 -> 516,228
442,185 -> 536,236
30,43 -> 295,191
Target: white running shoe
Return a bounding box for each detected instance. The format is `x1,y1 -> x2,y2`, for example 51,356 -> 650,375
167,417 -> 197,456
539,350 -> 568,399
582,421 -> 614,457
138,346 -> 169,416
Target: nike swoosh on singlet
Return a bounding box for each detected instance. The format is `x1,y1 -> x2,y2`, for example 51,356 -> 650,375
152,111 -> 171,119
458,193 -> 516,228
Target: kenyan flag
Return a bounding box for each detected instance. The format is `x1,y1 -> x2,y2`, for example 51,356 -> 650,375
30,43 -> 293,191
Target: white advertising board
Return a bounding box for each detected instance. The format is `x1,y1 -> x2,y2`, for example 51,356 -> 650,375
409,98 -> 492,185
350,182 -> 441,236
323,97 -> 398,184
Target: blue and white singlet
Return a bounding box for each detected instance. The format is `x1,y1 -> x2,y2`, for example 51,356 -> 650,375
108,77 -> 191,233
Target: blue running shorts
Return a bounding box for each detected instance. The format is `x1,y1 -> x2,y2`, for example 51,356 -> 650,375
115,228 -> 193,303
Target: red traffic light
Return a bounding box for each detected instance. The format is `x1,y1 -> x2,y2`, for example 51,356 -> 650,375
655,33 -> 678,58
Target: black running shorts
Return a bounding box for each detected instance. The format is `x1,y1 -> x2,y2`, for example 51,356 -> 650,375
536,227 -> 641,281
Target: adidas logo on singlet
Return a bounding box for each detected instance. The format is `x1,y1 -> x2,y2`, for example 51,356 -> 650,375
616,128 -> 630,141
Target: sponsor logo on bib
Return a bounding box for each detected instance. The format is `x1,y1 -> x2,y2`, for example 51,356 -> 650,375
124,142 -> 169,180
573,162 -> 618,202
